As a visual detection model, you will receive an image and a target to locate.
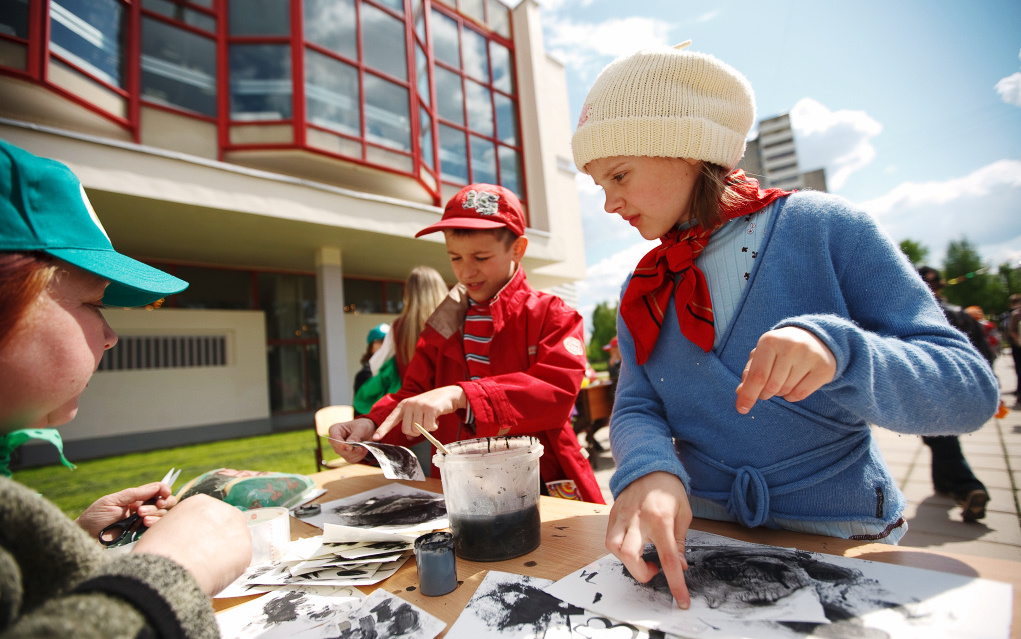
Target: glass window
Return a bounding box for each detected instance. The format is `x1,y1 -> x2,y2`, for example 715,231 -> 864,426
465,79 -> 492,136
460,0 -> 484,24
486,0 -> 509,38
49,0 -> 126,87
230,44 -> 292,120
490,40 -> 514,93
305,49 -> 360,136
431,10 -> 459,69
343,278 -> 384,314
0,0 -> 30,38
141,17 -> 217,117
419,107 -> 433,169
304,0 -> 356,60
461,26 -> 488,82
259,273 -> 319,339
415,45 -> 429,107
142,0 -> 216,31
385,281 -> 404,313
267,344 -> 319,412
228,0 -> 289,36
434,66 -> 463,124
438,123 -> 467,183
470,135 -> 496,185
373,0 -> 405,14
494,92 -> 517,145
498,145 -> 521,195
361,2 -> 407,81
364,74 -> 411,151
173,266 -> 253,310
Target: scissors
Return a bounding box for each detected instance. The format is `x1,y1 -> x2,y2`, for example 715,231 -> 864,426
99,467 -> 181,547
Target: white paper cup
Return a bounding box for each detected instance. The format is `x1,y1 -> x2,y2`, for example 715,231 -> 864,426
245,507 -> 289,565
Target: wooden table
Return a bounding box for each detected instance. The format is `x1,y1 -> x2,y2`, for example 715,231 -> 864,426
217,464 -> 1019,638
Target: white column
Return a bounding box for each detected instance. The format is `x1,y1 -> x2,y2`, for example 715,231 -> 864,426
316,247 -> 350,406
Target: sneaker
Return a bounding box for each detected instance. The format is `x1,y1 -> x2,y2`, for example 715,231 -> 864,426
958,489 -> 989,522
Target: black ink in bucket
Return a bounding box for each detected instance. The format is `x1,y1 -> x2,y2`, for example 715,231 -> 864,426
414,532 -> 457,596
434,436 -> 544,561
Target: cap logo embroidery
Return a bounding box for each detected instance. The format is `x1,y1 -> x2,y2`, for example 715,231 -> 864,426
577,104 -> 590,128
462,189 -> 500,216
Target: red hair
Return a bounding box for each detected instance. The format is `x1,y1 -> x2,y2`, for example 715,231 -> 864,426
0,253 -> 57,352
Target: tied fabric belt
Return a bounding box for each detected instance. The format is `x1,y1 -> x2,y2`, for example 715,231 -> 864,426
685,431 -> 871,528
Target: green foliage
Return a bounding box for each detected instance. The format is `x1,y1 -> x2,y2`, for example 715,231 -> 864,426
942,237 -> 1008,316
898,239 -> 929,267
11,430 -> 317,520
587,301 -> 618,361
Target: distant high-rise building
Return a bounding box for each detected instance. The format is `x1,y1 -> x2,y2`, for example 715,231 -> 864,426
739,113 -> 827,192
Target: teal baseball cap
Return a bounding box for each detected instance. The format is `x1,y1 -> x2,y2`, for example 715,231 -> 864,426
0,139 -> 187,307
367,323 -> 390,344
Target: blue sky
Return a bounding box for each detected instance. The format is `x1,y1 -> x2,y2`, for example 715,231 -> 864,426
515,0 -> 1021,330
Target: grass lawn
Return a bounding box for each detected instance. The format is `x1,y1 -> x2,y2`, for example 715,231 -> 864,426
11,429 -> 336,519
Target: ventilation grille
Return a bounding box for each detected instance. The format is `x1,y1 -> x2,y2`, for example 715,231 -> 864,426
98,335 -> 227,371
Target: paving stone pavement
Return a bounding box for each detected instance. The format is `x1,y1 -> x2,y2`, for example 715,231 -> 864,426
584,352 -> 1021,561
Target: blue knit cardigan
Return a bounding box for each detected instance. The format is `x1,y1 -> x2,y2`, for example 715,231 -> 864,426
609,191 -> 1000,531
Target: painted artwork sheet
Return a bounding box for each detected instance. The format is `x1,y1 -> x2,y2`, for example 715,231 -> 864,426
445,571 -> 668,639
300,483 -> 447,533
545,530 -> 1013,639
353,442 -> 426,481
217,586 -> 445,639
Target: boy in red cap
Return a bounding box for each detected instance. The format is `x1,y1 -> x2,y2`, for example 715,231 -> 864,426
329,184 -> 603,503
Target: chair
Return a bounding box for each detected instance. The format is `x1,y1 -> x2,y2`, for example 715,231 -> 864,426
572,382 -> 614,459
314,405 -> 355,470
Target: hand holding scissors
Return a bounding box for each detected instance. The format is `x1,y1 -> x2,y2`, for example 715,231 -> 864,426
97,468 -> 182,547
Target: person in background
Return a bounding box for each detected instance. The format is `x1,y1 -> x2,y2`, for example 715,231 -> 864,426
329,184 -> 604,503
964,305 -> 999,360
354,266 -> 449,473
917,267 -> 992,522
1008,294 -> 1021,397
353,323 -> 390,394
571,43 -> 999,608
604,336 -> 622,386
0,139 -> 251,638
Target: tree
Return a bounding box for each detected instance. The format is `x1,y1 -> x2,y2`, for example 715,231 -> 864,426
587,301 -> 618,362
898,239 -> 929,267
942,237 -> 1006,315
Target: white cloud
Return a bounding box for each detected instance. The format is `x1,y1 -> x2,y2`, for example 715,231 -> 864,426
859,159 -> 1021,266
542,14 -> 672,71
789,98 -> 882,192
995,71 -> 1021,107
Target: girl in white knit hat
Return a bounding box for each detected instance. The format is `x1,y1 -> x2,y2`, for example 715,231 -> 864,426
573,43 -> 999,610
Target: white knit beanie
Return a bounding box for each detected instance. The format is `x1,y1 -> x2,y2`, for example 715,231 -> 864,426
572,42 -> 755,174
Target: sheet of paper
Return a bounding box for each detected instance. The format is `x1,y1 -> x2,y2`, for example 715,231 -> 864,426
545,530 -> 1014,639
216,586 -> 364,639
300,483 -> 447,533
354,441 -> 426,481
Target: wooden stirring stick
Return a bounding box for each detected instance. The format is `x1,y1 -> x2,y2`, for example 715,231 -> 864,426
413,422 -> 451,455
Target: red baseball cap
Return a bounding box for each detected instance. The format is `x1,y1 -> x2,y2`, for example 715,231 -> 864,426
416,183 -> 525,238
602,336 -> 618,351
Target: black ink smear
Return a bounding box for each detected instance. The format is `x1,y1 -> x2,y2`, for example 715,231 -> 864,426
477,581 -> 584,634
592,592 -> 602,604
576,616 -> 668,639
262,591 -> 305,624
329,493 -> 446,527
371,597 -> 422,636
524,561 -> 537,567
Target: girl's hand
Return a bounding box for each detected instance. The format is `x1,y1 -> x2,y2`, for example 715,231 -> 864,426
75,482 -> 177,538
735,326 -> 836,414
605,472 -> 692,609
374,385 -> 467,440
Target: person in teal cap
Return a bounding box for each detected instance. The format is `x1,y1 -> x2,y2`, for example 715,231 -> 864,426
0,139 -> 251,637
353,322 -> 390,393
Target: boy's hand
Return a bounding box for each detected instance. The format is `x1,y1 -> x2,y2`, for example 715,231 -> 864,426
374,385 -> 467,440
606,472 -> 692,609
327,418 -> 376,463
735,326 -> 836,414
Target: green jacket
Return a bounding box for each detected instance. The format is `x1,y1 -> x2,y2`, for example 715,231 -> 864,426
0,477 -> 218,638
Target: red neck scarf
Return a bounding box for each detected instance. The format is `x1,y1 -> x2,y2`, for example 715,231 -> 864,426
621,170 -> 791,364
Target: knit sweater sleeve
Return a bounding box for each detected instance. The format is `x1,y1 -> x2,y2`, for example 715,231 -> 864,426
767,194 -> 999,434
0,478 -> 218,639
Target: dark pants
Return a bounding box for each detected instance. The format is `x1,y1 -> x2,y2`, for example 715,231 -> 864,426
922,435 -> 985,495
1012,343 -> 1021,392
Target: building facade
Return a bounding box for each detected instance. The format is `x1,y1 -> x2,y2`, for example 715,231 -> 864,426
0,0 -> 586,464
739,113 -> 828,192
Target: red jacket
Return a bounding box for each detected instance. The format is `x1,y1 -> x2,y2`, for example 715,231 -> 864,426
367,267 -> 604,503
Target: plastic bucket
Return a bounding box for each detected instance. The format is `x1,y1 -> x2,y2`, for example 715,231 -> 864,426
433,436 -> 544,561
